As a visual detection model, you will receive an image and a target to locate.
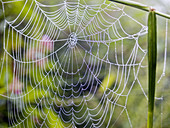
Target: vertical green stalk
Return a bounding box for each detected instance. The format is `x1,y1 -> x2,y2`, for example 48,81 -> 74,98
147,9 -> 157,128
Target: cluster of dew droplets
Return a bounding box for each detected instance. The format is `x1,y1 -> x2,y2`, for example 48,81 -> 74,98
68,32 -> 77,48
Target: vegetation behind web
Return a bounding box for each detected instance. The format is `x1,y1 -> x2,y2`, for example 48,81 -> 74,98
0,0 -> 169,127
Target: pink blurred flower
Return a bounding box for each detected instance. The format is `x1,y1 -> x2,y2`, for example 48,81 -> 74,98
25,35 -> 53,67
25,48 -> 47,67
41,35 -> 54,52
9,77 -> 23,94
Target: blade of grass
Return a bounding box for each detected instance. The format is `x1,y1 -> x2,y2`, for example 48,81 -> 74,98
147,9 -> 157,128
110,0 -> 150,11
109,0 -> 170,19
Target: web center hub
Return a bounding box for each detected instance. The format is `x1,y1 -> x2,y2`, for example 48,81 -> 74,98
68,32 -> 77,48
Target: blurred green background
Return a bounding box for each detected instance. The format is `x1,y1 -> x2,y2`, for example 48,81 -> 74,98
0,0 -> 170,127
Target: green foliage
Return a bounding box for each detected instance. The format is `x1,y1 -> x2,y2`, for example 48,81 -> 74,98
0,0 -> 169,127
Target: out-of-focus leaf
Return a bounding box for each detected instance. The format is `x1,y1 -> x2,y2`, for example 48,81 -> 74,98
24,87 -> 49,103
45,108 -> 64,128
98,73 -> 116,93
0,87 -> 6,95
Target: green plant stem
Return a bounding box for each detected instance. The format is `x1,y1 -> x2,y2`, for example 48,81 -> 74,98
147,9 -> 157,128
110,0 -> 150,11
109,0 -> 170,19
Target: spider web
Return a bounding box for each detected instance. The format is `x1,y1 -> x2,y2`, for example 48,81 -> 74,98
0,0 -> 168,127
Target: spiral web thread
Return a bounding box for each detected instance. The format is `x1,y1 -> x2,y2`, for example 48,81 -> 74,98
0,0 -> 168,127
